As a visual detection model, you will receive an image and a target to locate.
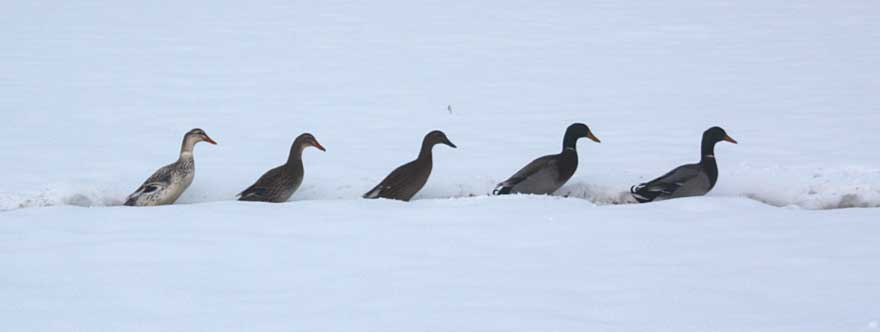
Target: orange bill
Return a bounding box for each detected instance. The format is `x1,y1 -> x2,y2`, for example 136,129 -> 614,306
203,135 -> 218,145
312,139 -> 326,151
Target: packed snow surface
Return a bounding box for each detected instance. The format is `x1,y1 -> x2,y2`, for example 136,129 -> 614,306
2,0 -> 879,331
3,198 -> 879,331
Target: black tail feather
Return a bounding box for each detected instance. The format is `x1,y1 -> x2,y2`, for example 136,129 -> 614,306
493,185 -> 512,195
630,184 -> 656,203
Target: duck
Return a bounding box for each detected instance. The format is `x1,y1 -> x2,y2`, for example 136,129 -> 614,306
630,126 -> 737,203
124,128 -> 217,206
238,133 -> 326,203
363,130 -> 456,201
493,123 -> 601,195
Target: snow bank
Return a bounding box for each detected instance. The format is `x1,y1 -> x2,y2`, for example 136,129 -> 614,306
4,163 -> 879,211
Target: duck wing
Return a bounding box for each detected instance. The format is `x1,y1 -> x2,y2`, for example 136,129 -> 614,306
124,164 -> 174,205
494,155 -> 559,195
124,182 -> 168,205
630,163 -> 703,203
238,166 -> 289,202
363,161 -> 426,201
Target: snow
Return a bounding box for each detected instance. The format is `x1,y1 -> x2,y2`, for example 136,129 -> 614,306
1,0 -> 879,331
4,198 -> 880,331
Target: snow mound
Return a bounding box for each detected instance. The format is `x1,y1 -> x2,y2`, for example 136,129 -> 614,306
723,165 -> 880,210
0,185 -> 123,211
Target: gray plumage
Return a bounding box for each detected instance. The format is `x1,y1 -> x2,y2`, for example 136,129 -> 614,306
495,155 -> 570,195
630,163 -> 711,202
125,128 -> 217,206
364,130 -> 456,202
494,123 -> 601,195
630,126 -> 737,203
238,133 -> 325,203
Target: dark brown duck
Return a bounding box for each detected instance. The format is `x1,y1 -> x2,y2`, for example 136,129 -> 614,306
363,130 -> 456,201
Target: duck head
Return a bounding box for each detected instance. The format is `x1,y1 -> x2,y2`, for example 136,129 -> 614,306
701,126 -> 736,160
563,123 -> 601,150
289,133 -> 325,163
185,128 -> 218,145
423,130 -> 457,149
703,126 -> 737,145
294,133 -> 326,152
180,128 -> 217,154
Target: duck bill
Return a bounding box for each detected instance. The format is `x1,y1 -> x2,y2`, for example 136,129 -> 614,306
723,135 -> 738,144
312,140 -> 327,152
444,139 -> 457,148
203,135 -> 218,145
586,132 -> 601,143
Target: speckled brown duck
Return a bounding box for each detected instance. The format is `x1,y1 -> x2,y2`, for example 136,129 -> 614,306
238,133 -> 325,203
125,128 -> 217,206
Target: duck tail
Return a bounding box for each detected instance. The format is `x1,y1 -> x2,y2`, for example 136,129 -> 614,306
492,184 -> 512,195
123,185 -> 148,206
237,187 -> 269,201
236,191 -> 252,201
630,184 -> 653,203
363,185 -> 382,199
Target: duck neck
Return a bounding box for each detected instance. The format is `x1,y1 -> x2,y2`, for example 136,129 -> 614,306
562,134 -> 578,153
179,135 -> 197,160
700,137 -> 717,163
418,141 -> 434,161
700,138 -> 719,185
287,143 -> 305,166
